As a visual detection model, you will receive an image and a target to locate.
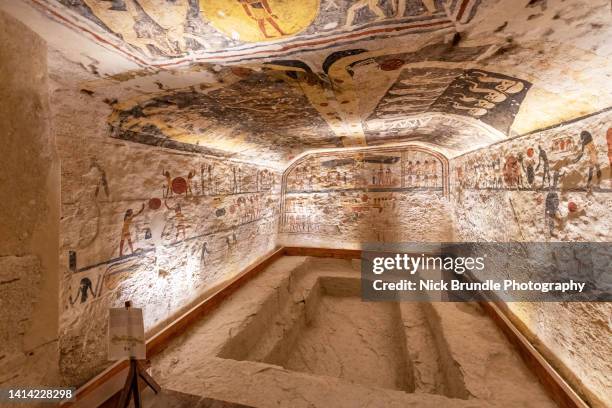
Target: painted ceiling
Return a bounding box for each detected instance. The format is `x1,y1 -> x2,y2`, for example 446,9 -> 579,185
5,0 -> 612,167
48,0 -> 479,64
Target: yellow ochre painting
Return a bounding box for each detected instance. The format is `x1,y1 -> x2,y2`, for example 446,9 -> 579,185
201,0 -> 319,42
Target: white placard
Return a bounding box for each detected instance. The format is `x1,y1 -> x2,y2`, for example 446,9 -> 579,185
108,307 -> 146,360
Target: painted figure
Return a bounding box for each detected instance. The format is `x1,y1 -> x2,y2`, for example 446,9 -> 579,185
187,170 -> 196,196
415,160 -> 422,187
82,0 -> 185,57
119,203 -> 145,256
519,148 -> 536,186
259,169 -> 271,190
92,159 -> 109,198
236,196 -> 248,222
162,169 -> 172,198
200,242 -> 210,266
69,251 -> 77,272
544,171 -> 563,236
377,165 -> 384,185
535,145 -> 550,188
69,277 -> 96,305
238,0 -> 286,38
574,131 -> 601,188
232,166 -> 240,193
208,164 -> 215,195
345,0 -> 386,28
429,159 -> 437,177
165,200 -> 187,240
491,155 -> 502,188
406,161 -> 414,186
503,154 -> 522,188
200,165 -> 206,195
226,232 -> 238,250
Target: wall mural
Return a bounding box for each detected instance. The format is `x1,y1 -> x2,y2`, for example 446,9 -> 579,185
279,146 -> 452,244
52,0 -> 483,61
452,109 -> 612,237
63,157 -> 280,313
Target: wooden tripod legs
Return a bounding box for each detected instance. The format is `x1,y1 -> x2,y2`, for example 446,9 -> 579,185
117,359 -> 161,408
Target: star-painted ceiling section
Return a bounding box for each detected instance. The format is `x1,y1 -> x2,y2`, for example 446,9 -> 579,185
107,41 -> 532,166
109,67 -> 343,164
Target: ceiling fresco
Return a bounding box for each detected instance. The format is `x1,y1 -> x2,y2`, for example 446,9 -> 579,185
109,66 -> 343,163
7,0 -> 611,167
108,40 -> 528,164
46,0 -> 481,63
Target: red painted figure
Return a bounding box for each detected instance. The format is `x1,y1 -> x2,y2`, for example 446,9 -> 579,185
238,0 -> 286,38
119,203 -> 145,256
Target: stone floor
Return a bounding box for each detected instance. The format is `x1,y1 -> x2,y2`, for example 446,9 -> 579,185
148,256 -> 556,408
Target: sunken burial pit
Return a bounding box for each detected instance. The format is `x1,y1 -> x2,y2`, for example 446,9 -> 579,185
217,263 -> 468,398
149,257 -> 557,407
220,276 -> 414,392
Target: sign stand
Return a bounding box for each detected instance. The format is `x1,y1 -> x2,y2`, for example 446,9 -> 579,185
115,301 -> 161,408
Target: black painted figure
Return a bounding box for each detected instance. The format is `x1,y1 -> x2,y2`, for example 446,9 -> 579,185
200,242 -> 210,265
69,250 -> 77,272
544,171 -> 563,236
574,131 -> 601,188
535,145 -> 550,188
70,277 -> 95,305
520,148 -> 536,186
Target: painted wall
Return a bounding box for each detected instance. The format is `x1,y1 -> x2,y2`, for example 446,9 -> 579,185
0,10 -> 60,387
450,109 -> 612,408
50,56 -> 281,386
278,146 -> 454,248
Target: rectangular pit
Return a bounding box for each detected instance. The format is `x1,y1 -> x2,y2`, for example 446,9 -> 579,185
218,276 -> 452,394
152,257 -> 557,408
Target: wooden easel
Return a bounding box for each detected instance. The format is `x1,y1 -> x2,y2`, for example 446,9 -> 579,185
116,301 -> 161,408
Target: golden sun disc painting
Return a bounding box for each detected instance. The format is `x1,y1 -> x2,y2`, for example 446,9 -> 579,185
200,0 -> 320,42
